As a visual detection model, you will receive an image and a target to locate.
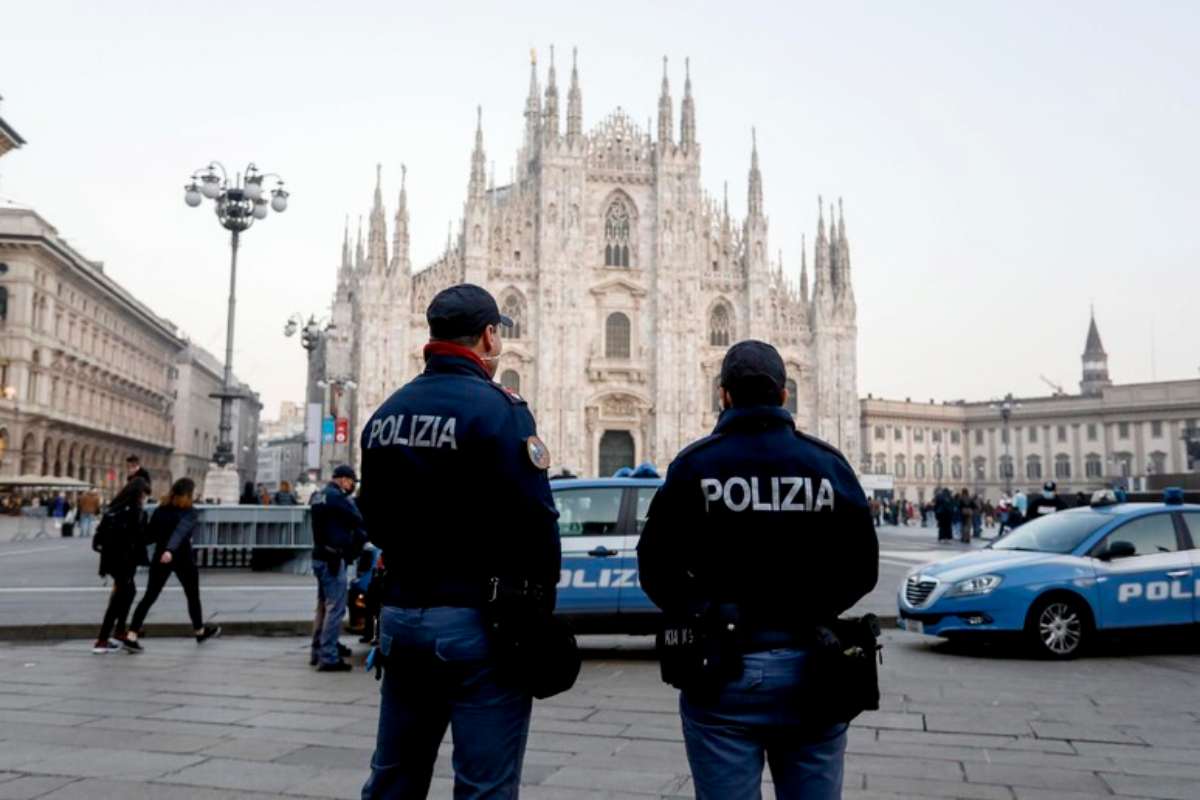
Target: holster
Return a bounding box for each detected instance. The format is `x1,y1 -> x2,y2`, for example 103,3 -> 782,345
656,603 -> 744,693
806,613 -> 883,723
483,577 -> 581,700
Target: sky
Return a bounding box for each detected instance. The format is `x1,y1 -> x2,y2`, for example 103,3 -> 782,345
1,0 -> 1198,420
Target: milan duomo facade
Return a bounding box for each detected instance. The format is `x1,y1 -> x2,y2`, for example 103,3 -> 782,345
324,51 -> 860,477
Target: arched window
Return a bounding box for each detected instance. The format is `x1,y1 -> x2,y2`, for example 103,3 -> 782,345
951,456 -> 962,480
501,294 -> 524,340
603,199 -> 632,267
605,312 -> 630,358
1055,454 -> 1071,479
1085,453 -> 1103,478
709,303 -> 732,347
500,370 -> 521,394
785,379 -> 798,415
1115,452 -> 1132,478
973,457 -> 986,481
874,454 -> 887,474
894,455 -> 906,478
1026,455 -> 1042,480
999,455 -> 1014,479
914,456 -> 926,479
0,286 -> 8,323
933,458 -> 943,480
1149,451 -> 1167,474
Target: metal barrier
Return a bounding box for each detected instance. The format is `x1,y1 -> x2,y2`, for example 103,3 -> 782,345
190,504 -> 313,572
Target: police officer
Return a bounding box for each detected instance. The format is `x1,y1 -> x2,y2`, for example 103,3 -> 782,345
358,284 -> 560,799
1027,480 -> 1068,518
638,340 -> 879,800
310,465 -> 366,672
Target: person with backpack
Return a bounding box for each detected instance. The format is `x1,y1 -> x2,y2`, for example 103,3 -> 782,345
124,478 -> 221,650
91,478 -> 152,654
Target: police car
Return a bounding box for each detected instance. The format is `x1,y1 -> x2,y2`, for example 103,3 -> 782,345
898,489 -> 1200,658
550,466 -> 662,633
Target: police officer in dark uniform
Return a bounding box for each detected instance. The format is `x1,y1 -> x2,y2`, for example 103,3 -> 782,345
638,340 -> 878,800
358,284 -> 560,799
1027,480 -> 1068,519
309,464 -> 366,671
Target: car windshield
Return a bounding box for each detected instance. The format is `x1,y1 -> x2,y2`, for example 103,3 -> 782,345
992,509 -> 1110,554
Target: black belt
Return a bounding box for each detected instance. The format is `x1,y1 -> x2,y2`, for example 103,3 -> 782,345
740,629 -> 811,653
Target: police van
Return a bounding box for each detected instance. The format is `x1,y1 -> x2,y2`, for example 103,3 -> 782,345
550,467 -> 662,633
898,489 -> 1200,658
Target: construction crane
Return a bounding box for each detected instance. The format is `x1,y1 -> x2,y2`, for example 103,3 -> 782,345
1039,374 -> 1066,396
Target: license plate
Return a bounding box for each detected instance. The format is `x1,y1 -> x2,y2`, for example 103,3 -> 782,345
903,619 -> 924,634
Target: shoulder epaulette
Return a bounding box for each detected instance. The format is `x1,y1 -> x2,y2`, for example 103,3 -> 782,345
673,432 -> 725,463
484,380 -> 527,406
795,430 -> 852,466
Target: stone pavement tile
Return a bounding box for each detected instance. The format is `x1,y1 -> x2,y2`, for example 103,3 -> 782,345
589,709 -> 681,728
540,764 -> 680,794
157,758 -> 320,793
962,762 -> 1109,793
855,711 -> 925,731
0,776 -> 77,800
130,734 -> 226,755
846,754 -> 964,782
526,732 -> 625,756
0,694 -> 54,711
0,722 -> 150,750
1029,720 -> 1146,744
1012,790 -> 1147,800
33,698 -> 175,718
0,743 -> 81,772
924,714 -> 1034,737
877,730 -> 1076,754
0,710 -> 100,728
1101,772 -> 1200,800
533,704 -> 597,721
619,724 -> 684,742
18,748 -> 204,781
241,711 -> 359,732
1073,740 -> 1200,765
79,716 -> 243,739
276,746 -> 372,771
199,736 -> 307,762
530,717 -> 629,737
1125,728 -> 1200,750
863,774 -> 1015,799
615,739 -> 687,761
143,705 -> 262,724
519,788 -> 658,800
280,766 -> 364,799
36,778 -> 285,799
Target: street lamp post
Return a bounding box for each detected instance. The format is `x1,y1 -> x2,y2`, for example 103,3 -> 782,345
185,162 -> 288,500
991,393 -> 1020,496
284,314 -> 331,481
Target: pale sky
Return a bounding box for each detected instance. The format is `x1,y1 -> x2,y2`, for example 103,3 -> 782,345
2,0 -> 1197,419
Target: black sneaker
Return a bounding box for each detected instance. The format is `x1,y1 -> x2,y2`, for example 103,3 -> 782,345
120,637 -> 143,654
309,652 -> 319,667
316,660 -> 353,673
196,625 -> 222,644
337,643 -> 352,657
92,639 -> 120,654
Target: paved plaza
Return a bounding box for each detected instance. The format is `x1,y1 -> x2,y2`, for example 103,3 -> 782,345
0,630 -> 1198,799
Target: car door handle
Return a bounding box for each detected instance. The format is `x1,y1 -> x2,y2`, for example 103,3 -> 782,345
587,547 -> 619,558
1166,570 -> 1192,578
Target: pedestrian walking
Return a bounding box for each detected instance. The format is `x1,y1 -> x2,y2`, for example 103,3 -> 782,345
638,340 -> 879,800
934,488 -> 953,542
1013,488 -> 1028,521
272,480 -> 298,506
125,454 -> 151,489
239,481 -> 258,505
76,487 -> 101,538
959,488 -> 976,544
309,466 -> 366,671
1027,481 -> 1067,519
125,478 -> 221,650
359,284 -> 565,799
91,478 -> 151,654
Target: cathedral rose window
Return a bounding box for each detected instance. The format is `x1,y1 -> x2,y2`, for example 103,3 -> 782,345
604,199 -> 632,267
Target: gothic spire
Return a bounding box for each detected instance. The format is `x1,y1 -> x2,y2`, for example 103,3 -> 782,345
469,106 -> 487,200
813,196 -> 831,299
747,127 -> 763,218
835,197 -> 851,293
391,164 -> 409,272
680,56 -> 696,150
354,215 -> 365,271
340,214 -> 351,274
799,234 -> 809,302
657,56 -> 674,146
1084,307 -> 1106,356
543,45 -> 560,142
367,164 -> 388,271
567,47 -> 583,143
524,49 -> 542,152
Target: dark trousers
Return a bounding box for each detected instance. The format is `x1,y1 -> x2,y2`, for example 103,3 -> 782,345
98,570 -> 137,641
936,517 -> 952,541
130,556 -> 203,631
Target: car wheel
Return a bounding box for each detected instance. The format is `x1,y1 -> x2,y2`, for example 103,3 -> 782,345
1026,595 -> 1089,659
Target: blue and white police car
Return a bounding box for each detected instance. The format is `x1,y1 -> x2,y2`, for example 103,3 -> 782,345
550,466 -> 662,633
898,489 -> 1200,658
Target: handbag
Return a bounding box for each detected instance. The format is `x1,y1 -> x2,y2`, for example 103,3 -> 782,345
483,577 -> 581,699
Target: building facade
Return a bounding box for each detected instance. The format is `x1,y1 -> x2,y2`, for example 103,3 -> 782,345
256,433 -> 305,492
860,313 -> 1200,502
327,52 -> 859,476
0,207 -> 182,490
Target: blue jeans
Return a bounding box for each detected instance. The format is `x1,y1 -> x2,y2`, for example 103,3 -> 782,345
362,607 -> 532,800
311,559 -> 348,665
681,648 -> 848,800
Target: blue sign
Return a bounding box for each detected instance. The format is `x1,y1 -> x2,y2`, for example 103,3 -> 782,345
321,416 -> 335,444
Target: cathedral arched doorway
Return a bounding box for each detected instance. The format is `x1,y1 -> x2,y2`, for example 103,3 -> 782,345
598,430 -> 635,478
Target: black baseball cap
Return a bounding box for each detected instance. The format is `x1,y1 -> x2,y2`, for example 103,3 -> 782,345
719,340 -> 787,396
427,284 -> 513,340
333,465 -> 357,481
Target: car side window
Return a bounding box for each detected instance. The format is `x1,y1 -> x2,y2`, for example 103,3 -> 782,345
1181,512 -> 1200,549
1101,513 -> 1179,557
553,488 -> 623,537
634,487 -> 659,533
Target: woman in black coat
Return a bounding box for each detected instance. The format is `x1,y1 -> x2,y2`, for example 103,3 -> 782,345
92,478 -> 151,653
125,478 -> 221,651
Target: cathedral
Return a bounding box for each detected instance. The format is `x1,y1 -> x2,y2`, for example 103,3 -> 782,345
324,50 -> 860,477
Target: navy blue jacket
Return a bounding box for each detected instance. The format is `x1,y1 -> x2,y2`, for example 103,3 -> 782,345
310,482 -> 366,563
357,343 -> 560,610
637,405 -> 878,630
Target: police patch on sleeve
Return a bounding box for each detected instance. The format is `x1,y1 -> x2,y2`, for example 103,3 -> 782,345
525,436 -> 551,470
